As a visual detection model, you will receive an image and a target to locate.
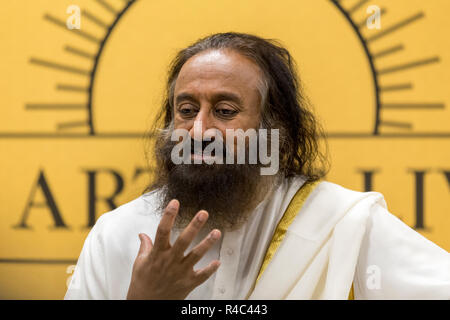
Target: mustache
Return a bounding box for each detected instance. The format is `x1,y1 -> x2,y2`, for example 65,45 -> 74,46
190,138 -> 227,157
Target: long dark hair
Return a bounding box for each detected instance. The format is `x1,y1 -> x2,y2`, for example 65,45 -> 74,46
145,32 -> 328,191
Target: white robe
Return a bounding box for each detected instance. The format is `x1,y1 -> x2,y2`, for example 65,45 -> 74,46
65,176 -> 450,299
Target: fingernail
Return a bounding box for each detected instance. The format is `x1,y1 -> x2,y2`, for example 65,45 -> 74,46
168,199 -> 179,210
197,211 -> 207,222
210,230 -> 220,240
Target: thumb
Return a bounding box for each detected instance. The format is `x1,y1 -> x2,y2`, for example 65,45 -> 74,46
138,233 -> 153,256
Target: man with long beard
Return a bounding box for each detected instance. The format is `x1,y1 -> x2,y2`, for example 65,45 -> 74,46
65,32 -> 449,300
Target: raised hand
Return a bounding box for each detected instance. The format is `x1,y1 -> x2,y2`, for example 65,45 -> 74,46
126,199 -> 221,300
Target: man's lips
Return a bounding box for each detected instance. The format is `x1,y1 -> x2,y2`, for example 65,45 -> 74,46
188,139 -> 234,162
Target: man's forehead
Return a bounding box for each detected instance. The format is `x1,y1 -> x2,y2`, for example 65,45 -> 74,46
175,90 -> 244,106
175,49 -> 263,90
185,50 -> 233,68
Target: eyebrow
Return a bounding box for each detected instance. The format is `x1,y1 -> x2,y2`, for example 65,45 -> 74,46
174,92 -> 197,106
174,91 -> 243,107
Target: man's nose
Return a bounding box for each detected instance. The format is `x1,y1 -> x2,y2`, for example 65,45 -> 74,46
189,109 -> 213,139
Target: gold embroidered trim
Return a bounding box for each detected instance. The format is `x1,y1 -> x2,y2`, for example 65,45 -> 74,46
255,180 -> 320,283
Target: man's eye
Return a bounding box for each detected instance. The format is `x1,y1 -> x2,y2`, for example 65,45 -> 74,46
216,108 -> 237,117
179,105 -> 197,115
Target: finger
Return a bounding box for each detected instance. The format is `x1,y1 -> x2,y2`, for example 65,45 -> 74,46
153,199 -> 179,251
193,260 -> 221,284
137,233 -> 153,258
171,210 -> 209,257
183,229 -> 221,266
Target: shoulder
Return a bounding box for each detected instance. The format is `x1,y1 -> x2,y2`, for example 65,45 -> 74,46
287,179 -> 387,240
316,180 -> 379,198
309,180 -> 387,213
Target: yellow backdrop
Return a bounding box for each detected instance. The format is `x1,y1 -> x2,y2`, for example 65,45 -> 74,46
1,0 -> 449,299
